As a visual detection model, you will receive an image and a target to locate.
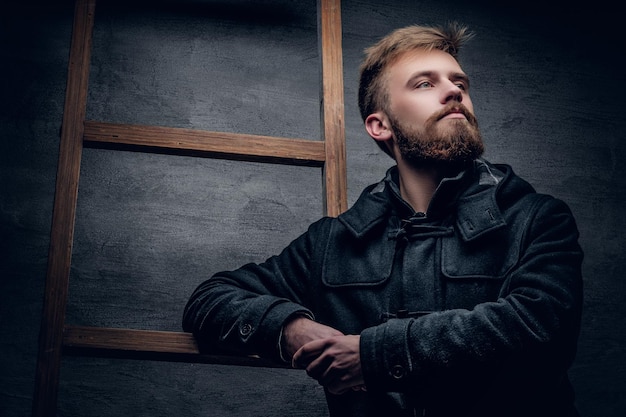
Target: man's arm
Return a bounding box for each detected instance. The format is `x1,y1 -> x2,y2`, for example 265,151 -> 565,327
182,217 -> 336,362
359,195 -> 583,394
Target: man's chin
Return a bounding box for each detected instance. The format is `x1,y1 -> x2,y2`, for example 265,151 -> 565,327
391,117 -> 485,168
402,138 -> 484,168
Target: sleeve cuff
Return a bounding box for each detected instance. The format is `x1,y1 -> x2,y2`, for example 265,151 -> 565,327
360,318 -> 415,392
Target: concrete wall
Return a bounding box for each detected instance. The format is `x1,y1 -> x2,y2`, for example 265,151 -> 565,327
1,0 -> 624,416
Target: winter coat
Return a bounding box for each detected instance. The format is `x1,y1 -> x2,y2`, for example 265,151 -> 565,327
183,159 -> 584,417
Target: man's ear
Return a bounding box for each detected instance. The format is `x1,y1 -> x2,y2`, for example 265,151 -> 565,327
365,112 -> 393,142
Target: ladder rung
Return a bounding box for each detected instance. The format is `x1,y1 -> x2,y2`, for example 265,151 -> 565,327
62,325 -> 289,368
83,121 -> 326,166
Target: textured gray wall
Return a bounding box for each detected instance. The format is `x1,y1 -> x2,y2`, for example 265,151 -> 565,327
1,0 -> 624,416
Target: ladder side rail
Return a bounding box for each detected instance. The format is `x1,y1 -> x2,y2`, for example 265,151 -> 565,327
318,0 -> 347,217
32,1 -> 97,416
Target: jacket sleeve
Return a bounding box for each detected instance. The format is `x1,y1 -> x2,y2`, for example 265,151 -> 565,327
182,218 -> 330,363
360,195 -> 584,394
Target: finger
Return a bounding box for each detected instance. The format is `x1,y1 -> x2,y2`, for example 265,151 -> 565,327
292,339 -> 328,369
304,350 -> 334,380
317,363 -> 348,391
310,336 -> 364,393
305,353 -> 363,395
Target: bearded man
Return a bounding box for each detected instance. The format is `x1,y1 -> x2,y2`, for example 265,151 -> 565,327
183,23 -> 583,417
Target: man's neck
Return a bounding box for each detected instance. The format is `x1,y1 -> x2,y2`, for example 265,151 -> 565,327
396,158 -> 462,214
396,158 -> 468,213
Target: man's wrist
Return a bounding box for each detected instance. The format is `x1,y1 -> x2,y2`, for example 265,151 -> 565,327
278,312 -> 314,363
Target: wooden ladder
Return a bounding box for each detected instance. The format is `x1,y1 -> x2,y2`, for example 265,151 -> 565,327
32,0 -> 347,415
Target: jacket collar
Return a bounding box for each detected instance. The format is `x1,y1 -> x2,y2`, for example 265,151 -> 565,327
337,178 -> 392,239
339,159 -> 511,242
454,159 -> 509,241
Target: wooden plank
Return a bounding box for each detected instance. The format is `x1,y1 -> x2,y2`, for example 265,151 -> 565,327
83,121 -> 326,166
32,1 -> 96,416
62,326 -> 289,368
318,0 -> 347,217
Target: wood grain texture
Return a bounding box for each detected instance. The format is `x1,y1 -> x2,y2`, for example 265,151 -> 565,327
63,326 -> 290,368
83,121 -> 326,166
319,0 -> 348,217
32,1 -> 96,416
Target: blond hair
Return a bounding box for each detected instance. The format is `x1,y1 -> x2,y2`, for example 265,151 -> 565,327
358,23 -> 473,122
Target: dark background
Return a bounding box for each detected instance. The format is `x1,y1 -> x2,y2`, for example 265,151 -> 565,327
1,0 -> 624,416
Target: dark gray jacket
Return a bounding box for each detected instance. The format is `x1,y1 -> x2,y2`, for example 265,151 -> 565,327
183,159 -> 583,417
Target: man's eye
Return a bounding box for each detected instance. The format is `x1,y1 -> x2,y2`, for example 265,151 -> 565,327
455,82 -> 467,91
416,81 -> 432,89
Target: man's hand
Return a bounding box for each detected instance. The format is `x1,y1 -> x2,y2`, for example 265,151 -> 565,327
282,316 -> 344,361
292,335 -> 364,395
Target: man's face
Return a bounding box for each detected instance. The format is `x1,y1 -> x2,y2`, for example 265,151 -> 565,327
384,49 -> 484,166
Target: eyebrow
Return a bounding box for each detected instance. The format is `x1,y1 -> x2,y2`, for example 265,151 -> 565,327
405,71 -> 470,88
452,72 -> 470,88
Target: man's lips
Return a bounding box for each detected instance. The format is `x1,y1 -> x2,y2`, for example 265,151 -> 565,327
438,107 -> 469,121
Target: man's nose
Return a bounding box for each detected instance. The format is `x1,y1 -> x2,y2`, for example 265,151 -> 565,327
442,83 -> 463,103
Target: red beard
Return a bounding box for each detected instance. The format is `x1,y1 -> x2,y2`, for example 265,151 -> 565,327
390,102 -> 485,167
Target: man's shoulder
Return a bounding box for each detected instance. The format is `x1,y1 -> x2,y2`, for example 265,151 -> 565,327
335,176 -> 394,239
476,159 -> 537,202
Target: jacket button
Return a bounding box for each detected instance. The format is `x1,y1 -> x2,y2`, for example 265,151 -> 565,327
390,365 -> 405,379
240,323 -> 253,336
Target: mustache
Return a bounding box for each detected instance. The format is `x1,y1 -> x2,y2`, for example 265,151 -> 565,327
432,103 -> 477,124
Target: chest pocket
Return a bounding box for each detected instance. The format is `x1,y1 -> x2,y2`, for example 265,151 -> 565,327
321,222 -> 395,288
440,228 -> 520,309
